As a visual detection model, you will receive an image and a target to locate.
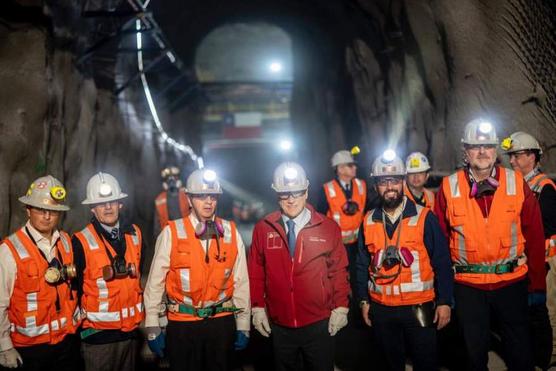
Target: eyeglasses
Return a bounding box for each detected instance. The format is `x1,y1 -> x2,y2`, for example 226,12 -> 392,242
277,191 -> 306,200
376,177 -> 403,186
192,194 -> 219,201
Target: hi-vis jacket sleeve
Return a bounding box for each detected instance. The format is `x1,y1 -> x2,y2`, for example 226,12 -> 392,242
143,226 -> 251,331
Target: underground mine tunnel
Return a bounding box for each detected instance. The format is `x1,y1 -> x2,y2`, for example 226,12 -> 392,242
1,0 -> 555,370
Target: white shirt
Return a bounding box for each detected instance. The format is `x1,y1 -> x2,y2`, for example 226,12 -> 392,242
0,222 -> 61,351
143,214 -> 251,331
281,207 -> 311,239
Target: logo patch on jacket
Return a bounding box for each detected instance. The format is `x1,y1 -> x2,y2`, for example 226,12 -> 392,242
308,236 -> 326,243
266,232 -> 283,249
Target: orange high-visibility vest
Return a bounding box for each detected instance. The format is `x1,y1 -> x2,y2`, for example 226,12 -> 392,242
155,189 -> 190,229
324,178 -> 367,244
3,228 -> 80,347
404,183 -> 435,209
363,205 -> 435,306
442,168 -> 528,285
527,172 -> 556,258
166,217 -> 238,322
74,224 -> 143,332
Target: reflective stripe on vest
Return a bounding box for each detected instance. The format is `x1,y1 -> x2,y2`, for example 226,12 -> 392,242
364,205 -> 435,305
7,234 -> 29,259
443,168 -> 526,285
81,227 -> 100,250
354,178 -> 364,195
326,182 -> 336,197
175,218 -> 187,239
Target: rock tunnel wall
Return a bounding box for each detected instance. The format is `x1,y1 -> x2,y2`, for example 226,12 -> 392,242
1,0 -> 555,237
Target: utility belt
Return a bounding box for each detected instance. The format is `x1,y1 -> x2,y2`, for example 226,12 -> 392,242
453,256 -> 526,274
167,300 -> 240,319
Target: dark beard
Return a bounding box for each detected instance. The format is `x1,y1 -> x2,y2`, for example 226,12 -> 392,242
382,192 -> 403,209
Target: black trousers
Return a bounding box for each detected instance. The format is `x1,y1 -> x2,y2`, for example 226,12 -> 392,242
13,334 -> 80,371
454,280 -> 533,371
271,319 -> 334,371
370,301 -> 437,371
166,315 -> 236,371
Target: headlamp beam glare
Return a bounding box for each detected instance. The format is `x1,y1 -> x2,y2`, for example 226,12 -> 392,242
284,167 -> 298,180
203,170 -> 217,182
99,183 -> 112,197
478,121 -> 493,134
382,149 -> 397,162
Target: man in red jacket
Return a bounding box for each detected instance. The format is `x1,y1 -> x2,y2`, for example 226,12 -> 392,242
248,161 -> 350,371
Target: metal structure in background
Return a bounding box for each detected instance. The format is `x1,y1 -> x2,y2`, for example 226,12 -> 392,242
79,0 -> 203,168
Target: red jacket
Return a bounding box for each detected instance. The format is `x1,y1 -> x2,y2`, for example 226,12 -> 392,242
248,206 -> 350,328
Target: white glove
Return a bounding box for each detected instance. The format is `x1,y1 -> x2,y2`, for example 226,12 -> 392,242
328,307 -> 349,336
0,348 -> 22,368
252,307 -> 271,337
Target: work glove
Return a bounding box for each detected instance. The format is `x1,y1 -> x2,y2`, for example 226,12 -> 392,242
252,307 -> 271,337
0,348 -> 22,368
234,330 -> 249,351
528,292 -> 547,306
328,307 -> 349,336
144,326 -> 165,357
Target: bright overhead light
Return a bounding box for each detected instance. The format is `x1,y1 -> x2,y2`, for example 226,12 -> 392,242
269,61 -> 283,73
279,139 -> 293,151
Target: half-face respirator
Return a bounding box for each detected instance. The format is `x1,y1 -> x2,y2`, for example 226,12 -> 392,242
342,200 -> 360,216
102,255 -> 137,281
44,258 -> 77,284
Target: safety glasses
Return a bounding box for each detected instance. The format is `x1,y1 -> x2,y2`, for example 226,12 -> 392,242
376,177 -> 403,186
192,194 -> 219,201
277,190 -> 306,200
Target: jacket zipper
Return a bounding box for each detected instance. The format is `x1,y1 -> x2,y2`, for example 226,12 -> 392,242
290,253 -> 297,327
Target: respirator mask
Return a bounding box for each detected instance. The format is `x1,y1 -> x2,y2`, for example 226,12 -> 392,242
102,255 -> 137,281
44,258 -> 77,284
342,200 -> 360,216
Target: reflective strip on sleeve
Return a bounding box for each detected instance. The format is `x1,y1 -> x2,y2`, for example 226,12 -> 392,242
155,198 -> 167,206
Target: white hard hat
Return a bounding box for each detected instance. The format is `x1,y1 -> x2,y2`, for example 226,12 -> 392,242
501,131 -> 542,155
271,162 -> 310,192
331,150 -> 355,167
405,152 -> 431,173
186,169 -> 223,195
82,172 -> 128,205
461,118 -> 499,145
19,175 -> 70,211
371,150 -> 406,177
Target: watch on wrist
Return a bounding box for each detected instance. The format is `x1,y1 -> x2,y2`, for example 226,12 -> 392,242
359,300 -> 370,308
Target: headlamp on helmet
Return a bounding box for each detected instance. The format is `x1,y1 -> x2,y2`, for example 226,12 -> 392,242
478,121 -> 493,134
382,149 -> 397,163
98,173 -> 113,197
203,170 -> 217,182
284,167 -> 298,180
50,186 -> 67,201
501,137 -> 513,151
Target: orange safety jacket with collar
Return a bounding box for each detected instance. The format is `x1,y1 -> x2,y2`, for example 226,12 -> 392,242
74,224 -> 143,332
527,172 -> 556,259
404,183 -> 435,209
3,228 -> 80,347
166,217 -> 238,321
155,189 -> 190,229
364,205 -> 435,306
323,178 -> 366,244
441,168 -> 528,285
